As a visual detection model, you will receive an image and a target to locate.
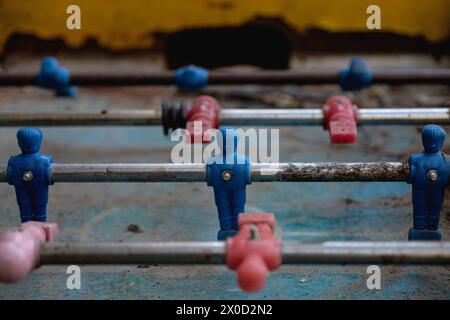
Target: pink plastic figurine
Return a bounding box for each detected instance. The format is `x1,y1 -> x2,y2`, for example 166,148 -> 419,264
226,213 -> 281,292
185,95 -> 220,143
323,95 -> 358,144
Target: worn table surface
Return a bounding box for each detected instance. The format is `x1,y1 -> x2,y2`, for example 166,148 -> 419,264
0,54 -> 449,299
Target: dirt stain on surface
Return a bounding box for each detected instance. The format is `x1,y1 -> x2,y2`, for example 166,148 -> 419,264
127,224 -> 143,233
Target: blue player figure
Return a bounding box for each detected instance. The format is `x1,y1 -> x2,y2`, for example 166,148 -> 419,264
7,128 -> 53,222
407,124 -> 450,240
206,128 -> 251,240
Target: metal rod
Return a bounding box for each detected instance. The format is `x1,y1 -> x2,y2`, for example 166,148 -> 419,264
0,109 -> 163,126
1,69 -> 449,86
281,241 -> 450,264
0,108 -> 448,127
251,162 -> 408,182
38,241 -> 450,265
221,108 -> 450,126
0,162 -> 409,183
208,69 -> 450,85
50,163 -> 206,183
40,242 -> 226,265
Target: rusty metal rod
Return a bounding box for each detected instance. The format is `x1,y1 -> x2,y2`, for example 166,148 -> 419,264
38,241 -> 450,265
0,108 -> 448,127
0,162 -> 409,183
40,241 -> 226,265
1,68 -> 450,86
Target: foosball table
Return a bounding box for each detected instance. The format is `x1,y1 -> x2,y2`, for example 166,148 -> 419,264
0,56 -> 449,299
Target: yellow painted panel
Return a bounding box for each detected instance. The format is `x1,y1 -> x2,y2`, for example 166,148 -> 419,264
0,0 -> 448,53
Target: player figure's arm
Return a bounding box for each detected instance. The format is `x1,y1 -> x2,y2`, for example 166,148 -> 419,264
407,154 -> 419,184
6,156 -> 15,185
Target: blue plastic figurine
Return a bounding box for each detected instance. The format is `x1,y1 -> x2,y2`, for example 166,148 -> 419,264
175,65 -> 209,91
37,57 -> 78,97
339,57 -> 373,91
206,128 -> 251,240
407,125 -> 450,240
7,128 -> 54,222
